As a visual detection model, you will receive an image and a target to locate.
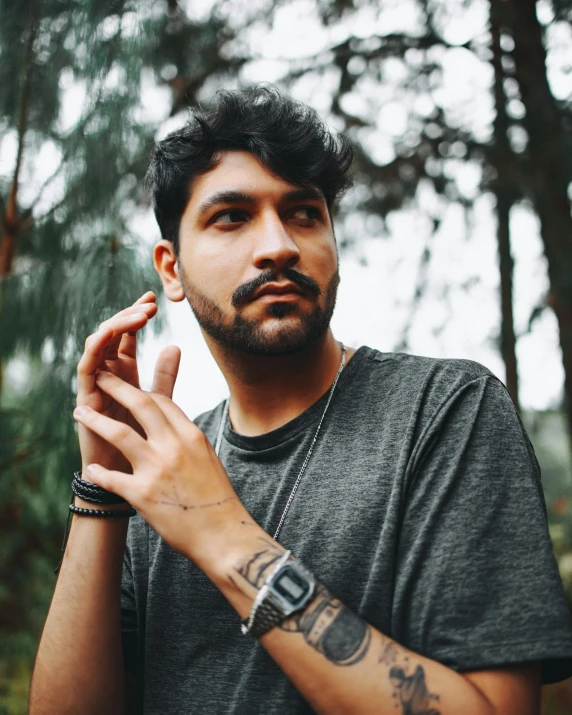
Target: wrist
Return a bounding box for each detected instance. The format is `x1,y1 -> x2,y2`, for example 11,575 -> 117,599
195,521 -> 288,621
72,495 -> 133,511
73,471 -> 132,510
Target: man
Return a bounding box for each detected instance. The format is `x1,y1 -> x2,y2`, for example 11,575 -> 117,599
31,86 -> 572,714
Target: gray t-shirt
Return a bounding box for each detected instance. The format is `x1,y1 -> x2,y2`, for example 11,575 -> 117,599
121,346 -> 572,713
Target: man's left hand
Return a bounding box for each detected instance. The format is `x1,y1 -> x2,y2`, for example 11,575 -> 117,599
72,363 -> 252,567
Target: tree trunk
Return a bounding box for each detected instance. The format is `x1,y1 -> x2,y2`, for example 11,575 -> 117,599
0,1 -> 37,279
507,0 -> 572,452
0,0 -> 38,396
496,192 -> 520,410
490,0 -> 520,411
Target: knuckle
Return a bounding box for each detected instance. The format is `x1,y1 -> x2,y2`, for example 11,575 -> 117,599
188,426 -> 207,447
114,423 -> 132,441
133,392 -> 151,410
166,448 -> 184,471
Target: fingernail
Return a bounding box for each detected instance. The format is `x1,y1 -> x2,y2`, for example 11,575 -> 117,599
85,464 -> 97,474
74,406 -> 89,417
95,370 -> 111,379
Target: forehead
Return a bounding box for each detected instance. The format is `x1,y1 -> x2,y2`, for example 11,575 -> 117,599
184,151 -> 323,215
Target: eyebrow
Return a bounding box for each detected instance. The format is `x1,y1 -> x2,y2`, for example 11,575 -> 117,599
195,186 -> 325,220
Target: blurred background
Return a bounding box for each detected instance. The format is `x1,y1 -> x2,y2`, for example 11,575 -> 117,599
1,0 -> 572,712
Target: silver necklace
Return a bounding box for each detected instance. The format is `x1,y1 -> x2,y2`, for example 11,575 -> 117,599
214,344 -> 347,541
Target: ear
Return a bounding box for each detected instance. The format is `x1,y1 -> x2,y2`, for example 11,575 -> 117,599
153,240 -> 185,302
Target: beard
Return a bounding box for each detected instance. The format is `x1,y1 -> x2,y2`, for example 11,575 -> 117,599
179,266 -> 340,356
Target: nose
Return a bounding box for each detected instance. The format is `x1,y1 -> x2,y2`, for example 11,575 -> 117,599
251,210 -> 301,272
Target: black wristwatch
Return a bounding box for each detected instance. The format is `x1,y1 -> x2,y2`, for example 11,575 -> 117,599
241,553 -> 317,638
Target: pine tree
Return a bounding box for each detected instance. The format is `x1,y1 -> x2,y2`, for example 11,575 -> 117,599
0,0 -> 245,701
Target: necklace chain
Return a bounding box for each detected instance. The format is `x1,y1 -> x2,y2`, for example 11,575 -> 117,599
214,344 -> 347,541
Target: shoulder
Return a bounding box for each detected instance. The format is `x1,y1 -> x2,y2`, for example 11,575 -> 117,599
358,346 -> 505,407
355,348 -> 520,448
362,346 -> 495,381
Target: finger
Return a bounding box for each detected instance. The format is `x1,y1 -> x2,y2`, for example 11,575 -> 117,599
94,371 -> 172,437
73,404 -> 148,465
102,303 -> 158,361
84,463 -> 136,505
147,391 -> 202,442
77,313 -> 150,396
134,291 -> 156,306
151,345 -> 181,398
114,293 -> 159,361
98,299 -> 157,335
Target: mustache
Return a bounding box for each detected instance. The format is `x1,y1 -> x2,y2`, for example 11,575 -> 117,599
231,267 -> 322,307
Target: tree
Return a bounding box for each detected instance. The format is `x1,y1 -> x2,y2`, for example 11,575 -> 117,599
0,0 -> 246,698
275,0 -> 572,443
503,0 -> 572,449
490,0 -> 520,410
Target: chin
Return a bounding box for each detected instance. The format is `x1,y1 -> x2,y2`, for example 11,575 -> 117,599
236,320 -> 327,357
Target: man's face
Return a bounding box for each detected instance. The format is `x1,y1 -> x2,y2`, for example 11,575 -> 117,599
175,151 -> 340,356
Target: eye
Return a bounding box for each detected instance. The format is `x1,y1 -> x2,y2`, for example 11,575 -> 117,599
289,207 -> 321,222
211,209 -> 248,226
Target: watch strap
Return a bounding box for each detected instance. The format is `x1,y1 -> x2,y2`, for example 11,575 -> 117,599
241,598 -> 284,638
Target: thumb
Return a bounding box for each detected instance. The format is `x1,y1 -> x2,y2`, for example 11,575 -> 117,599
151,345 -> 181,398
84,463 -> 135,505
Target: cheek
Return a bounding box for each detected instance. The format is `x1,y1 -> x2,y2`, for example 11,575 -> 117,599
181,243 -> 246,303
309,239 -> 338,280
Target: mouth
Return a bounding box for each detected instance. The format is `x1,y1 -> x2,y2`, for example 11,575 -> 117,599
251,282 -> 304,301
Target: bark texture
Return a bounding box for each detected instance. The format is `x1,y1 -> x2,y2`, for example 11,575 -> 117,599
507,0 -> 572,449
490,0 -> 520,411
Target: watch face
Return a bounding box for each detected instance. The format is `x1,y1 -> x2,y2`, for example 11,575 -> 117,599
272,565 -> 312,608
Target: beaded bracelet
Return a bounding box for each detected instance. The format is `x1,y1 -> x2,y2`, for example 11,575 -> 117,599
69,504 -> 137,517
54,476 -> 137,576
71,470 -> 126,505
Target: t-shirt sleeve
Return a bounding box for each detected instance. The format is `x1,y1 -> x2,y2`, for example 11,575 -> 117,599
121,536 -> 138,676
391,373 -> 572,685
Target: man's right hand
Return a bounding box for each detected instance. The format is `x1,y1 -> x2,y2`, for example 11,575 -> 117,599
76,290 -> 181,477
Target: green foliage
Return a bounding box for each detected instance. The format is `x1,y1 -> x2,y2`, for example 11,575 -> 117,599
0,0 -> 246,702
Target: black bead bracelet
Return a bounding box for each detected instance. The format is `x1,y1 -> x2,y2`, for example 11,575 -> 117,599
54,472 -> 137,576
69,504 -> 137,517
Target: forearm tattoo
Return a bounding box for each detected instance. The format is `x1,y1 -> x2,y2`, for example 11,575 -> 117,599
234,539 -> 442,714
380,634 -> 441,715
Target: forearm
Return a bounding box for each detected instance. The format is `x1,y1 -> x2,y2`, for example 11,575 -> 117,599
30,499 -> 130,715
208,531 -> 495,715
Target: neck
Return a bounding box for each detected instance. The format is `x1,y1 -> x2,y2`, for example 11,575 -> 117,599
205,330 -> 353,436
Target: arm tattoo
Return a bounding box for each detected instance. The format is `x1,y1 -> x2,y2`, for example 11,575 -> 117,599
234,539 -> 371,666
234,540 -> 442,714
282,584 -> 371,666
153,485 -> 238,511
380,635 -> 441,715
236,538 -> 285,587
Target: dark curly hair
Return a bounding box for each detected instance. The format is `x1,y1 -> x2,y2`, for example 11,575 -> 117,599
146,85 -> 354,255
